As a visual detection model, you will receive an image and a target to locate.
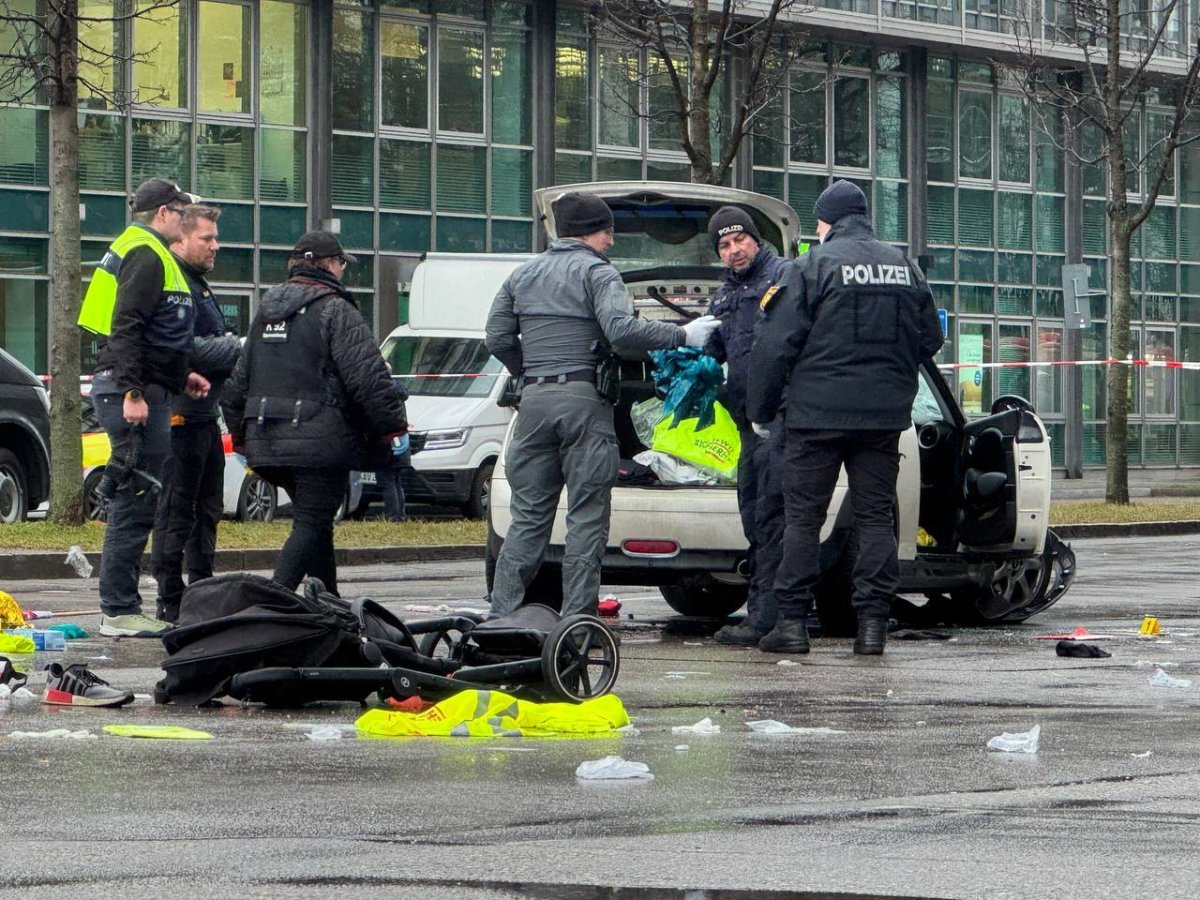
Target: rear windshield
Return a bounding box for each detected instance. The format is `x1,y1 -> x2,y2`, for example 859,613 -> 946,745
380,335 -> 503,398
608,201 -> 784,272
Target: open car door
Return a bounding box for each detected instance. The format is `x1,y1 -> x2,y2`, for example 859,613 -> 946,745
958,399 -> 1052,554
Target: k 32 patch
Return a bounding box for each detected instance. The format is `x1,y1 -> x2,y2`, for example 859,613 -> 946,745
261,320 -> 290,342
759,284 -> 781,312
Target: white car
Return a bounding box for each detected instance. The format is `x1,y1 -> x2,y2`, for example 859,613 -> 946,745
487,182 -> 1076,632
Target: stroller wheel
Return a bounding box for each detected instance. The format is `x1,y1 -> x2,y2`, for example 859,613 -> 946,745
541,615 -> 620,702
417,628 -> 465,661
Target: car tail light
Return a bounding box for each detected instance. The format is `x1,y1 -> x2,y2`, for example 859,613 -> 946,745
621,539 -> 679,558
222,433 -> 234,455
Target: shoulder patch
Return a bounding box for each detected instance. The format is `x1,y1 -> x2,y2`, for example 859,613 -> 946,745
759,284 -> 780,311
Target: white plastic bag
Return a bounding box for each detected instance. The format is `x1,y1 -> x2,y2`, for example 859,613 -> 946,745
671,717 -> 721,735
986,724 -> 1040,753
632,450 -> 721,486
631,397 -> 665,447
1149,668 -> 1192,688
745,720 -> 846,735
575,755 -> 653,780
65,545 -> 93,578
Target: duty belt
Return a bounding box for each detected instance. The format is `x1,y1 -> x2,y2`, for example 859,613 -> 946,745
523,369 -> 593,387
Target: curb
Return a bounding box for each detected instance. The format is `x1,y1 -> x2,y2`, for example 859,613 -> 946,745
0,543 -> 487,582
1053,521 -> 1200,539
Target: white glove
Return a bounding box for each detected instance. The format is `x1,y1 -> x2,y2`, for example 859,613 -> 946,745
751,422 -> 771,440
681,314 -> 722,348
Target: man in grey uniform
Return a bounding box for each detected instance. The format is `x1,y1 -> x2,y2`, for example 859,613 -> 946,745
486,191 -> 722,618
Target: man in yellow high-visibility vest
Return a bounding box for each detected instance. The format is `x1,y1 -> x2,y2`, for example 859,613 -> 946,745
83,178 -> 212,638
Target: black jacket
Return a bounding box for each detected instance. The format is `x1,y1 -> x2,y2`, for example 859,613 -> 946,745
177,258 -> 239,420
704,245 -> 789,427
96,227 -> 196,393
745,215 -> 944,432
220,264 -> 406,470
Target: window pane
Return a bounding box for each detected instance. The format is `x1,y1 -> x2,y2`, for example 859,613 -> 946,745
927,185 -> 954,244
435,216 -> 486,251
875,180 -> 908,243
555,38 -> 589,151
1035,111 -> 1063,192
197,1 -> 250,114
333,9 -> 374,131
833,76 -> 868,168
380,213 -> 431,251
331,133 -> 374,206
436,144 -> 486,212
0,107 -> 48,186
332,210 -> 372,249
1145,329 -> 1177,415
491,30 -> 530,145
1035,194 -> 1064,252
598,46 -> 639,148
755,169 -> 785,202
997,191 -> 1031,249
998,93 -> 1029,182
131,118 -> 191,187
260,129 -> 305,202
133,0 -> 187,107
1082,200 -> 1106,255
381,21 -> 428,129
1081,122 -> 1105,195
381,139 -> 430,209
648,55 -> 684,152
439,28 -> 485,134
0,0 -> 43,102
789,71 -> 825,165
260,0 -> 307,126
197,125 -> 253,200
788,174 -> 827,233
958,188 -> 994,246
492,219 -> 532,252
927,78 -> 953,182
214,202 -> 252,243
957,320 -> 994,413
439,0 -> 483,16
79,113 -> 125,191
555,152 -> 592,184
998,323 -> 1031,400
80,193 -> 127,236
959,249 -> 994,281
997,251 -> 1032,284
493,0 -> 529,25
876,75 -> 905,178
0,189 -> 47,232
959,90 -> 992,179
596,156 -> 641,181
260,205 -> 307,245
1036,325 -> 1064,414
646,160 -> 690,182
79,0 -> 122,109
1143,205 -> 1176,258
0,279 -> 47,373
0,237 -> 48,274
753,88 -> 785,168
491,147 -> 531,215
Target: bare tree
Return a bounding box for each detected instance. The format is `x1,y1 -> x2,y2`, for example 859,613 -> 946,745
0,0 -> 176,523
1009,0 -> 1200,503
589,0 -> 805,185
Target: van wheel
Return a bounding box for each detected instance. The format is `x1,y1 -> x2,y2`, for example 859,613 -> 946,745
660,576 -> 747,618
83,469 -> 108,522
0,449 -> 29,523
461,461 -> 494,519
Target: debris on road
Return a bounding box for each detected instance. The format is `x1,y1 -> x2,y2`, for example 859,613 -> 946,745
1033,626 -> 1117,641
672,717 -> 720,735
987,724 -> 1040,753
1055,640 -> 1112,659
1149,668 -> 1192,689
746,720 -> 847,735
65,546 -> 93,578
575,755 -> 653,780
8,728 -> 96,739
103,725 -> 214,740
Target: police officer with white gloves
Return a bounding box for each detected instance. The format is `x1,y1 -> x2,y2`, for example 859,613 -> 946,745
746,180 -> 944,656
485,191 -> 721,619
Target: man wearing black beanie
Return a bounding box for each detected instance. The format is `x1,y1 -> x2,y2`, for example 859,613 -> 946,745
745,179 -> 944,656
485,190 -> 722,618
702,206 -> 789,646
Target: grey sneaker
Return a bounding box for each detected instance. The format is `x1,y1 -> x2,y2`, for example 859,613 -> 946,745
99,612 -> 172,637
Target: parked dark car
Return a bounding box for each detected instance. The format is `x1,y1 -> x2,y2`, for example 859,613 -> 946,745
0,348 -> 51,522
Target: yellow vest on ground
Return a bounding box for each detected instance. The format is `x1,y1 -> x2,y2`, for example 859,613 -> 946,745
78,224 -> 190,336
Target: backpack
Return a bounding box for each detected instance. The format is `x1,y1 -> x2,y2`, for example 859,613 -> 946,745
157,572 -> 420,706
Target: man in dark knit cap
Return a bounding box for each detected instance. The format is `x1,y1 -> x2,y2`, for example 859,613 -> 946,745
703,206 -> 790,646
745,180 -> 944,656
486,190 -> 721,618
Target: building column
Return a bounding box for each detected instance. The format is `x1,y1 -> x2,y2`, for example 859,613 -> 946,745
310,0 -> 334,229
1062,97 -> 1085,479
532,0 -> 557,249
907,47 -> 928,267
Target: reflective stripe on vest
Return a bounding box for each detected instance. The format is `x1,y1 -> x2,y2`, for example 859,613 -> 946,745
78,225 -> 190,336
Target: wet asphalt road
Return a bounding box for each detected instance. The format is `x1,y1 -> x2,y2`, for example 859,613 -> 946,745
1,535 -> 1199,899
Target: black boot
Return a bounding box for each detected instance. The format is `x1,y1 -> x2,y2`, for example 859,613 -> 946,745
854,617 -> 887,655
758,619 -> 810,654
155,598 -> 180,625
714,622 -> 770,645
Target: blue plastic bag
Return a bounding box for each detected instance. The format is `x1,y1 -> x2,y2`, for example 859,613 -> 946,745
647,347 -> 726,430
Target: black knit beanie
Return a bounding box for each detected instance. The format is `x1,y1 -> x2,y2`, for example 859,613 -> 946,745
814,180 -> 869,226
554,192 -> 614,238
708,206 -> 762,252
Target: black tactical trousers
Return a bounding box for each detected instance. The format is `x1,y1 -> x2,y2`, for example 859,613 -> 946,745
773,428 -> 901,622
736,419 -> 786,630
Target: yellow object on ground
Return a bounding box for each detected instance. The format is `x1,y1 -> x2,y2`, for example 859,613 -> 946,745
916,527 -> 937,548
355,690 -> 630,738
1139,616 -> 1163,636
102,725 -> 214,740
0,634 -> 35,655
0,592 -> 25,629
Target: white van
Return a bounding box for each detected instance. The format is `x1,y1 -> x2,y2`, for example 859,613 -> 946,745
374,252 -> 532,517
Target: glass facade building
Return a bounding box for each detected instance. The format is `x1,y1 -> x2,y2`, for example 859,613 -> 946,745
2,0 -> 1200,468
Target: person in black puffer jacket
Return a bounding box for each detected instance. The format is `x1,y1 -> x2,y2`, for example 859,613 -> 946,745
221,231 -> 406,595
703,206 -> 790,647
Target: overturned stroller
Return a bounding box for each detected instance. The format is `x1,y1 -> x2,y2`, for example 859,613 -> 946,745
157,573 -> 620,708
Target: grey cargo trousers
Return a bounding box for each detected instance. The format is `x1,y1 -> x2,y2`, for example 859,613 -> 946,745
490,381 -> 619,618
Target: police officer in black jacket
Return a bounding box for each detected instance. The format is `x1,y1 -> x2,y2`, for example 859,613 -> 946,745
703,207 -> 789,645
221,231 -> 406,596
746,181 -> 944,656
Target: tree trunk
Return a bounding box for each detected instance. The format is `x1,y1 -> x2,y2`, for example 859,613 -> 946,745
688,0 -> 715,184
47,1 -> 85,524
1104,216 -> 1131,505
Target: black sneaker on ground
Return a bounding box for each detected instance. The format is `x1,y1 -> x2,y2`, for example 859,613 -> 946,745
43,663 -> 135,708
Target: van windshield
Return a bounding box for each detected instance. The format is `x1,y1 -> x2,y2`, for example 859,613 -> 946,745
381,335 -> 504,398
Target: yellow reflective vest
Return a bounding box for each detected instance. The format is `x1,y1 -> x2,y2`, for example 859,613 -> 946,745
78,224 -> 190,336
